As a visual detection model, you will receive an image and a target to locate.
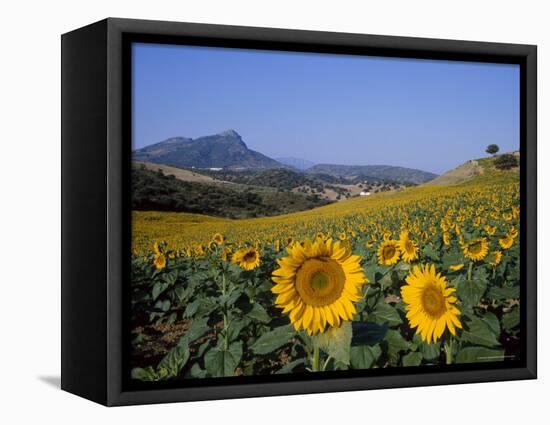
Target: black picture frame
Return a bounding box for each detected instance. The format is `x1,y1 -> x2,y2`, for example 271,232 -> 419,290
61,17 -> 537,406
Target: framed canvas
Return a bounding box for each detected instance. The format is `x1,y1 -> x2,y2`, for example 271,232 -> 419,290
61,18 -> 537,406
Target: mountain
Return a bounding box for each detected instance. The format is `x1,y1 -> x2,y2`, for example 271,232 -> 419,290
307,164 -> 438,184
133,130 -> 282,170
275,157 -> 315,171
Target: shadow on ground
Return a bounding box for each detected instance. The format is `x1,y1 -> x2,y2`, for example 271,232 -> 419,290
38,376 -> 61,389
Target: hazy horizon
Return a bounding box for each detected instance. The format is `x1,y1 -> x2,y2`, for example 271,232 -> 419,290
132,43 -> 520,174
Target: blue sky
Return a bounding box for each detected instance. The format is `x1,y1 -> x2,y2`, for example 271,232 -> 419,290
132,43 -> 519,174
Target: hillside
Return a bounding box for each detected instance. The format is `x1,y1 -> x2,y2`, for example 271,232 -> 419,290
131,167 -> 330,219
133,130 -> 282,170
428,151 -> 519,186
133,161 -> 222,184
307,164 -> 438,184
196,167 -> 406,201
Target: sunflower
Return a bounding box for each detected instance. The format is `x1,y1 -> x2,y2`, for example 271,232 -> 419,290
484,225 -> 496,236
399,231 -> 419,263
487,250 -> 502,267
232,247 -> 261,270
271,238 -> 367,335
212,233 -> 225,245
195,245 -> 205,257
221,246 -> 232,262
462,237 -> 489,261
153,253 -> 166,270
449,263 -> 464,272
153,242 -> 161,255
377,239 -> 401,266
499,234 -> 514,250
401,264 -> 462,343
443,232 -> 451,246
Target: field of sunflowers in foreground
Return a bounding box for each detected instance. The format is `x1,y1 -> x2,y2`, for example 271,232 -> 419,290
130,170 -> 520,381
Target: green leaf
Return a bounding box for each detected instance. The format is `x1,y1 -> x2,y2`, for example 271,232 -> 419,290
378,272 -> 394,290
383,329 -> 412,360
184,300 -> 200,318
152,282 -> 167,301
488,286 -> 520,300
179,317 -> 209,346
131,366 -> 158,381
350,344 -> 381,369
461,316 -> 500,347
195,298 -> 216,317
164,270 -> 178,285
188,363 -> 207,379
174,286 -> 190,303
227,318 -> 250,342
204,341 -> 243,377
483,311 -> 501,335
158,345 -> 190,377
423,245 -> 440,261
402,351 -> 423,367
413,335 -> 441,361
351,321 -> 389,346
457,278 -> 487,306
370,301 -> 402,326
365,266 -> 377,284
250,325 -> 295,355
247,303 -> 271,324
442,252 -> 463,268
221,288 -> 243,309
155,299 -> 170,312
455,346 -> 505,363
275,359 -> 306,374
502,307 -> 520,331
313,321 -> 352,366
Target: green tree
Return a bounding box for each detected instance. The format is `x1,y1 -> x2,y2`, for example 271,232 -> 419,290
486,144 -> 500,156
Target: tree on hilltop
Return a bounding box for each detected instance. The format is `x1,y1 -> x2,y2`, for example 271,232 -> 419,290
486,144 -> 500,156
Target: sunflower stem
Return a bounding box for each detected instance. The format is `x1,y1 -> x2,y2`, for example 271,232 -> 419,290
221,272 -> 229,351
322,355 -> 332,371
312,345 -> 321,372
444,339 -> 454,365
467,262 -> 473,281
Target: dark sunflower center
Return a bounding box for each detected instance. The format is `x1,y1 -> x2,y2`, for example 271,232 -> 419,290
295,258 -> 345,307
421,286 -> 446,317
405,240 -> 414,252
243,252 -> 257,262
311,271 -> 329,291
383,245 -> 396,259
469,241 -> 482,254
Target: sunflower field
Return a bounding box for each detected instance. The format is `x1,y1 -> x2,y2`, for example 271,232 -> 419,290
130,171 -> 520,381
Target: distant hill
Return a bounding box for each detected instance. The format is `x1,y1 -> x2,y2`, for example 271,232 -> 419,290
275,157 -> 315,170
199,167 -> 406,201
133,130 -> 283,170
307,164 -> 438,184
